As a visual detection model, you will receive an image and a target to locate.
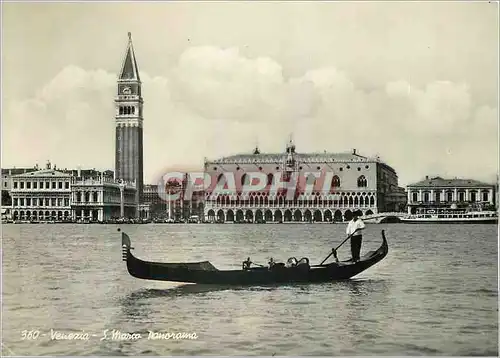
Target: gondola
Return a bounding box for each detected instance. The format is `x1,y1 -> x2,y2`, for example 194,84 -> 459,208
120,230 -> 389,285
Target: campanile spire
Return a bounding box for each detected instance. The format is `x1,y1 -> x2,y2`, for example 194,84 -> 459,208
119,32 -> 140,81
115,32 -> 144,216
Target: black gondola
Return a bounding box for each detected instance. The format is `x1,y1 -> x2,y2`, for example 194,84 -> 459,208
120,230 -> 389,285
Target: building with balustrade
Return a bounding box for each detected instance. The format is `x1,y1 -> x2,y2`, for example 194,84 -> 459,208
8,161 -> 138,222
71,175 -> 137,221
203,140 -> 406,223
9,165 -> 73,222
406,176 -> 496,214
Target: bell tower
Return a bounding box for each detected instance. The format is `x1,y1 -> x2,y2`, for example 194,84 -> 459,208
115,32 -> 144,211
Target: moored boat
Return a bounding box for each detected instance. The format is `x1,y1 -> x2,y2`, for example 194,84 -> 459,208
120,230 -> 389,285
401,210 -> 498,224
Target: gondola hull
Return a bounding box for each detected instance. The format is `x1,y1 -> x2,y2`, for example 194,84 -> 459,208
121,230 -> 389,285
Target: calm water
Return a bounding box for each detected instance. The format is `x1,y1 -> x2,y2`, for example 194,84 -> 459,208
2,223 -> 498,356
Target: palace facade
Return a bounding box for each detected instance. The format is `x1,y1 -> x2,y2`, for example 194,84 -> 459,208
9,165 -> 73,222
71,176 -> 137,221
406,176 -> 496,214
203,140 -> 406,223
8,162 -> 138,222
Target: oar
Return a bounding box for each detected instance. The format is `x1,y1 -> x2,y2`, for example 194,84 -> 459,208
319,228 -> 361,266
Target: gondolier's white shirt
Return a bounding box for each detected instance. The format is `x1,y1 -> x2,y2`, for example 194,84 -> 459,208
346,218 -> 365,236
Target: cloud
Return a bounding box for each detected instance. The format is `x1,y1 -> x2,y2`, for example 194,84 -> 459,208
170,46 -> 319,123
2,46 -> 497,186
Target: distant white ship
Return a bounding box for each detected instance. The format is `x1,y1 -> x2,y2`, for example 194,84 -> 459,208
401,209 -> 498,224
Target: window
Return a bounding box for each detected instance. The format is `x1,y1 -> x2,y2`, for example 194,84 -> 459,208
27,182 -> 31,189
412,192 -> 418,202
58,198 -> 63,206
482,191 -> 489,202
64,198 -> 69,206
435,192 -> 440,202
34,182 -> 38,189
470,191 -> 477,202
45,198 -> 50,206
20,198 -> 25,206
459,192 -> 465,202
424,193 -> 429,202
447,192 -> 453,202
357,175 -> 367,188
267,174 -> 273,186
46,181 -> 50,189
13,181 -> 18,189
331,176 -> 341,188
65,182 -> 69,189
51,198 -> 56,206
52,182 -> 56,189
39,198 -> 44,206
58,182 -> 62,189
20,182 -> 24,189
14,198 -> 18,206
26,198 -> 31,206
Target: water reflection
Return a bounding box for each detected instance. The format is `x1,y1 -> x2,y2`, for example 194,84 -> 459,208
124,284 -> 236,300
341,279 -> 392,350
344,278 -> 391,296
121,279 -> 390,305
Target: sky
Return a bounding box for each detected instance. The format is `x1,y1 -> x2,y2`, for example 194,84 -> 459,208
2,1 -> 498,186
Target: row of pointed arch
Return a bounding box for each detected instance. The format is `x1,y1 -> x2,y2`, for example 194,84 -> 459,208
213,194 -> 375,206
216,173 -> 368,189
206,208 -> 374,223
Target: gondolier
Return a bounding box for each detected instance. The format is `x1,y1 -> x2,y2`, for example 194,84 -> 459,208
346,213 -> 366,262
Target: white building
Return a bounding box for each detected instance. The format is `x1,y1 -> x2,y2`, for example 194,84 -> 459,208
71,176 -> 137,221
10,166 -> 73,222
406,176 -> 496,214
8,162 -> 138,222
